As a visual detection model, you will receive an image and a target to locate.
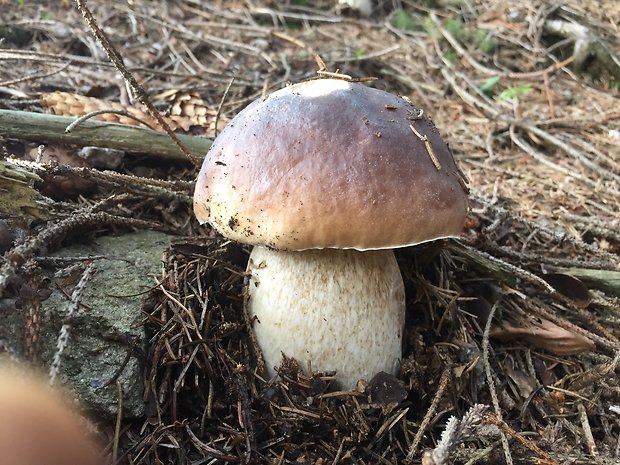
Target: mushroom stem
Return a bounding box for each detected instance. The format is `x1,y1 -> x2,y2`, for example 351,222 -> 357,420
247,246 -> 405,388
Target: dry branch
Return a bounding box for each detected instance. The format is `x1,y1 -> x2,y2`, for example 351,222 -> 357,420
0,110 -> 211,162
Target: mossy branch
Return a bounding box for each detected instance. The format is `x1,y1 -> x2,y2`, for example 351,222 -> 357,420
559,268 -> 620,298
0,160 -> 48,218
0,110 -> 211,162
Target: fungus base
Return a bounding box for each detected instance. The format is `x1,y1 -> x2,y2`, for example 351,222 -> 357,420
247,246 -> 405,388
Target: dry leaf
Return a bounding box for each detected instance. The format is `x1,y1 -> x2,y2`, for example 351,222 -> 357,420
491,318 -> 595,355
542,272 -> 592,308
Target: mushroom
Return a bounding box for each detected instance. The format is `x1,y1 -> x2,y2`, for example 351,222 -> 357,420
194,78 -> 468,388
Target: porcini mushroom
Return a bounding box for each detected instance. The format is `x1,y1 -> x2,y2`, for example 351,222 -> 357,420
194,78 -> 468,388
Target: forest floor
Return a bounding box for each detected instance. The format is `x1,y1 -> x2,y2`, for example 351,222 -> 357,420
0,1 -> 619,464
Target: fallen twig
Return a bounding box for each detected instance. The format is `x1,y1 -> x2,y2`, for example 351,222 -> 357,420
0,109 -> 211,162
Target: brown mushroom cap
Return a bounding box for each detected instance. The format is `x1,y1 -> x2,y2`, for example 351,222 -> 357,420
194,78 -> 468,251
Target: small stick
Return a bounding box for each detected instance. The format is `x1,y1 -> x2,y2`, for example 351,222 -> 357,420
23,273 -> 42,362
0,62 -> 70,87
409,124 -> 442,170
7,157 -> 193,201
483,414 -> 562,465
65,109 -> 157,132
405,366 -> 451,462
271,30 -> 317,56
315,54 -> 328,72
482,299 -> 514,465
543,73 -> 556,119
578,402 -> 601,462
316,70 -> 353,80
214,77 -> 235,138
242,284 -> 266,377
49,262 -> 95,384
112,380 -> 123,465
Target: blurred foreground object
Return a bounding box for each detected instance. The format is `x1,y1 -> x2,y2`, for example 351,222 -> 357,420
0,362 -> 102,465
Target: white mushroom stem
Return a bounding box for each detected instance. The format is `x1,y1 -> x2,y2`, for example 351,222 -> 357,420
247,246 -> 405,388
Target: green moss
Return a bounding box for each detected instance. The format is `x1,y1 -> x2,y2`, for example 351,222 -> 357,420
445,18 -> 466,42
428,15 -> 497,56
393,10 -> 417,31
497,83 -> 533,101
445,50 -> 458,64
422,15 -> 441,40
474,29 -> 496,54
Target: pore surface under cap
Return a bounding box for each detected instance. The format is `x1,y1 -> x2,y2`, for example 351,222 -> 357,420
194,78 -> 468,251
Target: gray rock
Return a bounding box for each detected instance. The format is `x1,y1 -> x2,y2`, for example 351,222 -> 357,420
36,230 -> 174,418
